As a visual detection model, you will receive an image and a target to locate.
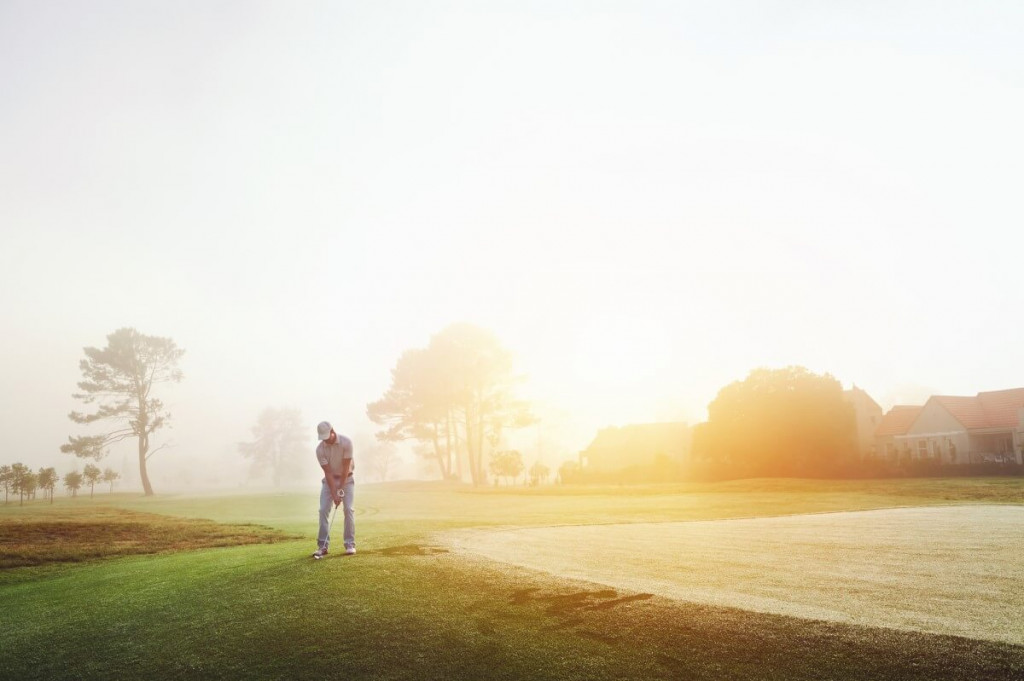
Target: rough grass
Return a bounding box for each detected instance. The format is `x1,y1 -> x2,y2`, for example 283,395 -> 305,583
0,506 -> 296,569
1,477 -> 1022,680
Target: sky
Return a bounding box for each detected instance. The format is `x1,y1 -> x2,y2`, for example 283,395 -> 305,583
2,1 -> 1023,486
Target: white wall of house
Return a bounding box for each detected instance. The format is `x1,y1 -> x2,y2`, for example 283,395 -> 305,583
909,401 -> 961,434
904,401 -> 970,463
894,433 -> 969,463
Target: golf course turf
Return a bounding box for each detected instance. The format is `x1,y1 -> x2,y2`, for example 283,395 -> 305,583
1,478 -> 1022,680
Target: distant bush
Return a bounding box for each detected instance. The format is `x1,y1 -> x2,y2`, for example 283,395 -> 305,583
562,450 -> 1024,485
898,461 -> 1024,478
563,456 -> 685,485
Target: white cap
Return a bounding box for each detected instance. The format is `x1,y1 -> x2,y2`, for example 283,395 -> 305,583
317,421 -> 332,441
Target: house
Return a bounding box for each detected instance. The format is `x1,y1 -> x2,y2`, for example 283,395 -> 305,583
875,388 -> 1024,465
580,422 -> 691,473
843,386 -> 883,459
874,405 -> 924,462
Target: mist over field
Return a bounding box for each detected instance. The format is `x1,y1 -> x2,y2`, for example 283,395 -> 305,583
3,1 -> 1024,494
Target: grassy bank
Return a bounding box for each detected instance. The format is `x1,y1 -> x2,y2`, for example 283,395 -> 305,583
0,505 -> 294,569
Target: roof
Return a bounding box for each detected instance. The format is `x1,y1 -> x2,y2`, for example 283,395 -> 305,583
928,388 -> 1024,430
977,388 -> 1024,428
875,406 -> 924,437
931,396 -> 990,429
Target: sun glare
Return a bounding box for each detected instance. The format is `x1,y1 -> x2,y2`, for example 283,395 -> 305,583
571,318 -> 671,388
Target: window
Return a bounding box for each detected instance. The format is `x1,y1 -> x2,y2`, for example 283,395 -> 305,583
917,440 -> 928,458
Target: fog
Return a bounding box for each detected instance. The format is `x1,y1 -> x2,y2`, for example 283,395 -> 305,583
2,1 -> 1023,490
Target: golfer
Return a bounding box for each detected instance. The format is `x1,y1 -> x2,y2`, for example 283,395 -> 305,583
313,421 -> 356,558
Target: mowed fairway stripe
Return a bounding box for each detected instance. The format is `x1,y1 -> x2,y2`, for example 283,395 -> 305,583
445,505 -> 1024,646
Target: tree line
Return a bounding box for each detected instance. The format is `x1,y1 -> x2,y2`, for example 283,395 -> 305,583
235,407 -> 403,486
59,322 -> 543,493
555,366 -> 864,484
0,463 -> 121,505
58,327 -> 877,491
59,326 -> 414,495
367,323 -> 535,486
691,366 -> 858,478
488,450 -> 551,487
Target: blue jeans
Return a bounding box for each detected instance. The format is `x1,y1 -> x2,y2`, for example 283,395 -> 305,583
318,476 -> 355,550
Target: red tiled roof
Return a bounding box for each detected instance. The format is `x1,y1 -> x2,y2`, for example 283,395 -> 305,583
977,388 -> 1024,428
932,396 -> 989,429
875,406 -> 923,437
931,388 -> 1024,430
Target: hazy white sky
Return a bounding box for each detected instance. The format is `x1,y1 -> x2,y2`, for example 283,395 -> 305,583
2,1 -> 1023,483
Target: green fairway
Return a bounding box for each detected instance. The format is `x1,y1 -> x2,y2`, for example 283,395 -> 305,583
1,478 -> 1023,680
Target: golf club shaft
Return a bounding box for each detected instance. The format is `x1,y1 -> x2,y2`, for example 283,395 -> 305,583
326,502 -> 338,549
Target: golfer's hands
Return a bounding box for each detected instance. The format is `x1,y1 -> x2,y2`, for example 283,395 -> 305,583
333,489 -> 345,507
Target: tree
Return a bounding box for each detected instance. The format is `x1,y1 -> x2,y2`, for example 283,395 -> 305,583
0,465 -> 11,504
363,438 -> 401,482
38,467 -> 58,504
83,464 -> 102,498
529,460 -> 550,486
237,408 -> 307,487
10,463 -> 29,505
102,467 -> 121,493
367,347 -> 458,480
489,450 -> 524,486
368,323 -> 534,485
63,471 -> 83,498
692,366 -> 857,477
558,460 -> 581,484
22,472 -> 38,502
62,328 -> 184,496
435,324 -> 535,486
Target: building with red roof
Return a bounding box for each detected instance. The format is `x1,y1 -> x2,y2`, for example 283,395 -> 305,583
874,405 -> 924,461
874,388 -> 1024,464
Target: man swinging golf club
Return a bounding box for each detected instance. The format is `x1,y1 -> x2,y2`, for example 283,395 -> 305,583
313,421 -> 356,559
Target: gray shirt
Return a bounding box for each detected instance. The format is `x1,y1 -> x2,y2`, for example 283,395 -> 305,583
316,435 -> 354,478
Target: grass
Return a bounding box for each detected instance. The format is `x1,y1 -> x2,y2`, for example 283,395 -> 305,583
1,477 -> 1022,680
